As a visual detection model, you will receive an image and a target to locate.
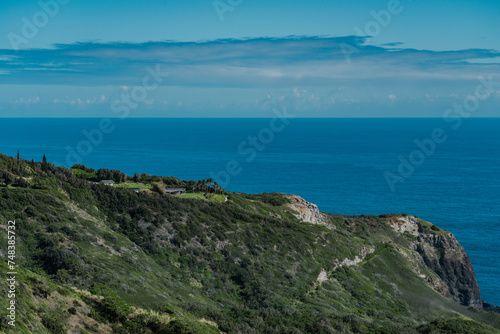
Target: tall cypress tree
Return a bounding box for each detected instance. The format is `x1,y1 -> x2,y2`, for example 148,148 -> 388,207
42,154 -> 47,164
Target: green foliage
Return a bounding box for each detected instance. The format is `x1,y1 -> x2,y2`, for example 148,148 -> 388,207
0,152 -> 499,334
42,308 -> 67,334
179,192 -> 225,202
113,182 -> 153,189
243,192 -> 291,206
91,284 -> 132,321
71,168 -> 97,180
417,318 -> 494,333
418,219 -> 448,235
152,181 -> 167,194
431,225 -> 442,232
96,168 -> 127,183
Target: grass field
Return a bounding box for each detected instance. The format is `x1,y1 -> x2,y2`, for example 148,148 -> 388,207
113,182 -> 153,190
111,184 -> 225,203
179,192 -> 226,202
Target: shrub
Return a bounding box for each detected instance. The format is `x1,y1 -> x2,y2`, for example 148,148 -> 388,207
431,225 -> 441,232
152,181 -> 166,194
42,308 -> 67,334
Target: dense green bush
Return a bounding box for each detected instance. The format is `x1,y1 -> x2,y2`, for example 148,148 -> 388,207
243,192 -> 291,206
42,308 -> 67,334
417,318 -> 493,333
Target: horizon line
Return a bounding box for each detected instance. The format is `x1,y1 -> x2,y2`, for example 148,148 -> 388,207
1,116 -> 500,119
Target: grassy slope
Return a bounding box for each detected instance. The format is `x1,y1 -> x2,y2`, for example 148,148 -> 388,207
0,154 -> 499,333
112,182 -> 153,190
179,192 -> 225,202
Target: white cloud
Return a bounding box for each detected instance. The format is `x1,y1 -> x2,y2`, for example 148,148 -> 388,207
1,37 -> 499,116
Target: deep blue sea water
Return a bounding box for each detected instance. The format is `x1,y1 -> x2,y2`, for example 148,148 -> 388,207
0,117 -> 499,305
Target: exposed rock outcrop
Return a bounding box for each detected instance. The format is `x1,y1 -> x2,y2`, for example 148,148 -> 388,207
416,232 -> 482,308
317,269 -> 328,283
483,301 -> 500,313
286,194 -> 333,228
390,215 -> 419,236
388,216 -> 482,308
332,246 -> 375,270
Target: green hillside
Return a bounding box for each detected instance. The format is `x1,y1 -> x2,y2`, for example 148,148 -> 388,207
0,153 -> 499,333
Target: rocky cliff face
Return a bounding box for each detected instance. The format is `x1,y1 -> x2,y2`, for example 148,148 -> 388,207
416,232 -> 482,308
286,194 -> 333,228
286,197 -> 484,309
388,216 -> 482,308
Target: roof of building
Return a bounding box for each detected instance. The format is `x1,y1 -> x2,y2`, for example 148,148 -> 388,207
100,180 -> 115,184
165,188 -> 186,192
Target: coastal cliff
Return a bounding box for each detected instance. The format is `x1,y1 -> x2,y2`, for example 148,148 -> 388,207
416,229 -> 482,308
386,216 -> 482,308
0,152 -> 499,333
286,194 -> 330,227
287,199 -> 484,309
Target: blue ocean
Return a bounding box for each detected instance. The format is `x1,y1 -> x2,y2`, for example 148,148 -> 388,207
1,117 -> 499,305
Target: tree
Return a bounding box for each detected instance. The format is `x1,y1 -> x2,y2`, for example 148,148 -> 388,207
42,154 -> 47,164
152,181 -> 166,194
207,178 -> 213,193
4,172 -> 15,186
96,168 -> 127,183
133,173 -> 141,183
14,177 -> 30,188
214,181 -> 223,194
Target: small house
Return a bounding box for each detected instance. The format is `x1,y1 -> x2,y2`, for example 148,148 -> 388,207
100,180 -> 115,186
165,188 -> 186,195
127,188 -> 141,193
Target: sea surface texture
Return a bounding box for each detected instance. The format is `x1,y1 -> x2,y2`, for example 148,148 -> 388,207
1,117 -> 498,305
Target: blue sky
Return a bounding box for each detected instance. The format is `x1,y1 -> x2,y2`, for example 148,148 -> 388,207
1,0 -> 499,117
